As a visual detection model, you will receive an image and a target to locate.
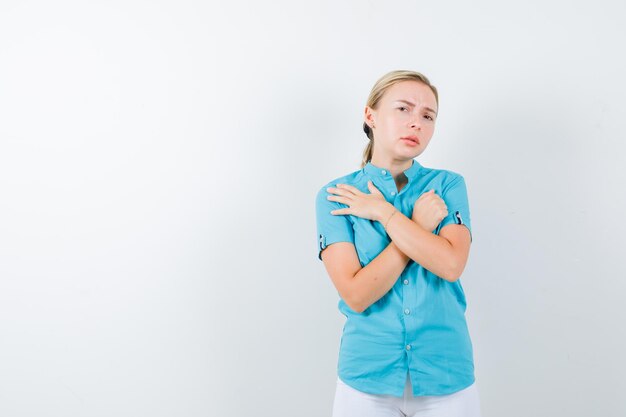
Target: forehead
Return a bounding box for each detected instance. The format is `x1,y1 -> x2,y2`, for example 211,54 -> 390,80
382,80 -> 437,109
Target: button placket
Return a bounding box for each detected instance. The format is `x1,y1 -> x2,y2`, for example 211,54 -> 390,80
378,170 -> 397,201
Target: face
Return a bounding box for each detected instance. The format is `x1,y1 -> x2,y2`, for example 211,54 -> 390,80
364,80 -> 438,161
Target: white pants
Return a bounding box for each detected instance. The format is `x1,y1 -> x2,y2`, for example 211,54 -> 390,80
332,372 -> 483,417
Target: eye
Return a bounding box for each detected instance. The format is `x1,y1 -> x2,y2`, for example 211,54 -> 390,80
397,106 -> 408,112
424,114 -> 434,121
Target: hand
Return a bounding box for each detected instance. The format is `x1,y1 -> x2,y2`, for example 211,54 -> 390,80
327,181 -> 391,222
412,189 -> 448,232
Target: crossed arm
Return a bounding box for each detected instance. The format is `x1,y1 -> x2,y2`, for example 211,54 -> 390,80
320,191 -> 471,314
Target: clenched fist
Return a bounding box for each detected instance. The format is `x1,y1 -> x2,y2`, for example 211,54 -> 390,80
411,190 -> 448,232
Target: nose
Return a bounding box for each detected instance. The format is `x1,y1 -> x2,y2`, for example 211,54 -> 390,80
409,115 -> 422,130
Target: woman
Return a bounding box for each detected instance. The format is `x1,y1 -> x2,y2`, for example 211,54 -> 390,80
315,70 -> 483,417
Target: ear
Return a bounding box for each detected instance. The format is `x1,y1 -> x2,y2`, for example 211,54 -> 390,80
364,105 -> 376,126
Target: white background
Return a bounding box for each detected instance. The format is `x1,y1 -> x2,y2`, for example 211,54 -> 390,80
1,1 -> 625,416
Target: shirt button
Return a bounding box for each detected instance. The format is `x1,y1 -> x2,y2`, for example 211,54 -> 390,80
404,308 -> 410,315
381,170 -> 386,175
406,344 -> 412,351
391,191 -> 396,196
403,279 -> 409,285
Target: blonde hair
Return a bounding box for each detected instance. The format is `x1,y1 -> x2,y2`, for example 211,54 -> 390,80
361,70 -> 439,168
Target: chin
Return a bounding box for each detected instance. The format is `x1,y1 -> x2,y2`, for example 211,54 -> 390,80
411,148 -> 426,158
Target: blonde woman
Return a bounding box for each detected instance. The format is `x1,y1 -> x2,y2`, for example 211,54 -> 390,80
315,70 -> 482,417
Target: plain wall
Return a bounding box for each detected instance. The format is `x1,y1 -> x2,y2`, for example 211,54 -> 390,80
1,1 -> 624,416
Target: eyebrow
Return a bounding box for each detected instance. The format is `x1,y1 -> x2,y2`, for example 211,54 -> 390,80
394,99 -> 438,115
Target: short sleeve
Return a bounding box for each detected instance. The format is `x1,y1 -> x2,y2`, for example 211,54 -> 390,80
438,175 -> 472,242
315,186 -> 355,261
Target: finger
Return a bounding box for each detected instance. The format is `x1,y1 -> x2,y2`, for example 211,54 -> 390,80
330,208 -> 350,215
435,200 -> 448,213
326,187 -> 350,196
425,190 -> 440,201
337,183 -> 364,195
433,200 -> 448,212
367,180 -> 382,194
433,194 -> 447,205
327,194 -> 351,205
417,190 -> 433,201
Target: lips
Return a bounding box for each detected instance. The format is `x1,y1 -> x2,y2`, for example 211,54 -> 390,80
401,136 -> 420,144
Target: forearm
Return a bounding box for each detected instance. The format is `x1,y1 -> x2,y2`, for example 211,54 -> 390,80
350,241 -> 410,313
380,204 -> 457,282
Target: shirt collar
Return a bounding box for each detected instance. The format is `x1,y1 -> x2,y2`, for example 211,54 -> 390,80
364,159 -> 423,180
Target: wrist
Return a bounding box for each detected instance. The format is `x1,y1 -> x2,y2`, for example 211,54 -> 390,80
377,203 -> 397,224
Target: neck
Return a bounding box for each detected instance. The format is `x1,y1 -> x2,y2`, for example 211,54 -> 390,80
370,156 -> 413,183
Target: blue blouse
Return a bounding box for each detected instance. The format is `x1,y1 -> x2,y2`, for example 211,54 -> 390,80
315,159 -> 475,397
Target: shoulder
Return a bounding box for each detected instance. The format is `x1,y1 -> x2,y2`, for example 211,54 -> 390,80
418,164 -> 466,188
431,168 -> 470,201
440,169 -> 465,186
